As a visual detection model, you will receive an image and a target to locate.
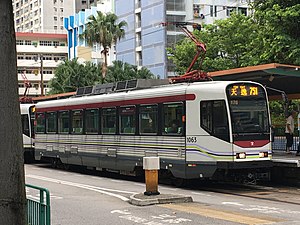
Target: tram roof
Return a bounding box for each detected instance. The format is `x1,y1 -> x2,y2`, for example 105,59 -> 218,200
208,63 -> 300,100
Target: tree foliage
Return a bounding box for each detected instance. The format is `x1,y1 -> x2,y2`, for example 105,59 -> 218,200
80,11 -> 127,77
251,0 -> 300,65
105,61 -> 156,83
48,59 -> 156,94
48,58 -> 102,94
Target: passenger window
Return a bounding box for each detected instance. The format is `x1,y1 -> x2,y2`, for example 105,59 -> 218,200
46,112 -> 57,133
85,109 -> 99,134
58,111 -> 69,133
200,100 -> 229,142
72,110 -> 83,134
140,105 -> 158,134
102,108 -> 116,134
120,106 -> 136,134
36,113 -> 45,133
163,103 -> 184,135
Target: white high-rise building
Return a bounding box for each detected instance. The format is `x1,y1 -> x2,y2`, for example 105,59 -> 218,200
12,0 -> 75,33
17,32 -> 68,97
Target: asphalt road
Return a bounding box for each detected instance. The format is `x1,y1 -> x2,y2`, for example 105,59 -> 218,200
25,164 -> 300,225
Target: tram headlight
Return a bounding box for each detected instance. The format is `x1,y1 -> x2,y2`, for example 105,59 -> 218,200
236,152 -> 246,159
259,152 -> 268,158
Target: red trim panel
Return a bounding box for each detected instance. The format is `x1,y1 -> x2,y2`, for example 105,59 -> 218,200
36,94 -> 196,112
234,140 -> 270,148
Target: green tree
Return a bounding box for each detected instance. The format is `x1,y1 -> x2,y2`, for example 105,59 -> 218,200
105,60 -> 156,83
48,58 -> 102,94
0,1 -> 26,223
250,1 -> 300,65
49,59 -> 156,94
80,11 -> 127,78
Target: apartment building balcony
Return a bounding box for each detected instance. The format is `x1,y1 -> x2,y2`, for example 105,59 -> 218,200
18,87 -> 50,96
17,44 -> 68,54
17,59 -> 64,68
18,73 -> 54,82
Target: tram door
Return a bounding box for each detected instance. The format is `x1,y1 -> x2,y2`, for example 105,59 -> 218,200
186,99 -> 233,164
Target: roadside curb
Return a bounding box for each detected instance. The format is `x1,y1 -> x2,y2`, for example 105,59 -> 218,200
129,193 -> 193,206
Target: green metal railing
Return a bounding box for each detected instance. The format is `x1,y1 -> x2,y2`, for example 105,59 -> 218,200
26,184 -> 51,225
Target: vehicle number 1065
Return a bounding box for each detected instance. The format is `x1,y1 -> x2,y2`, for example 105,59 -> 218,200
187,137 -> 197,143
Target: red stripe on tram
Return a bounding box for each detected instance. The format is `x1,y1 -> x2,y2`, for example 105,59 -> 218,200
36,94 -> 196,112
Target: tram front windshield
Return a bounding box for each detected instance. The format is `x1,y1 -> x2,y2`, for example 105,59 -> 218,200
227,83 -> 269,141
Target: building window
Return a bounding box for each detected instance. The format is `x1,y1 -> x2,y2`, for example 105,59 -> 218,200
227,7 -> 236,17
166,0 -> 185,11
214,6 -> 217,17
25,40 -> 31,45
40,40 -> 52,46
16,40 -> 24,45
238,7 -> 247,16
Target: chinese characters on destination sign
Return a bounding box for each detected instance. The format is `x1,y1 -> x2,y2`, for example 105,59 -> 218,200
230,85 -> 258,97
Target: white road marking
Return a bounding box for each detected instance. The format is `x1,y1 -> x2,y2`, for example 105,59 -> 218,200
191,192 -> 212,197
222,202 -> 244,206
26,174 -> 136,202
109,179 -> 124,183
159,187 -> 178,192
58,172 -> 69,175
133,183 -> 145,187
111,210 -> 192,224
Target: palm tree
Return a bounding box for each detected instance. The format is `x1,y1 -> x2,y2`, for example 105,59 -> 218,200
0,1 -> 26,224
80,11 -> 127,78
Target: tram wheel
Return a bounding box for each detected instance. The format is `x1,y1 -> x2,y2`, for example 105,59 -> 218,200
51,158 -> 58,168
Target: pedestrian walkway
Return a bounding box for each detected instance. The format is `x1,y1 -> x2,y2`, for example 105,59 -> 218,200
272,150 -> 300,167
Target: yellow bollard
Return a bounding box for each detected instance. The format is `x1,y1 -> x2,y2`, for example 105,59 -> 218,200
143,157 -> 160,196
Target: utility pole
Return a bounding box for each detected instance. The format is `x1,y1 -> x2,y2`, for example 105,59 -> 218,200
34,54 -> 44,96
40,54 -> 44,96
